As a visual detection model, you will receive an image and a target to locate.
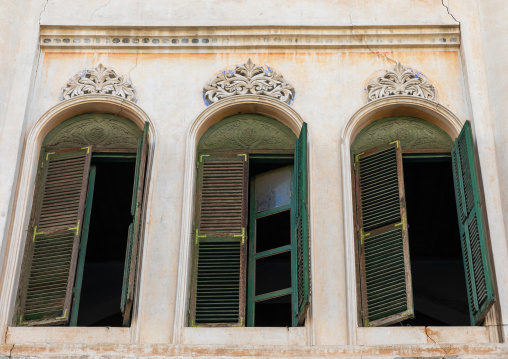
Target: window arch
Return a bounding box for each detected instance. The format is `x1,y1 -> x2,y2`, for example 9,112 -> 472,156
15,112 -> 149,328
350,114 -> 495,328
189,113 -> 310,328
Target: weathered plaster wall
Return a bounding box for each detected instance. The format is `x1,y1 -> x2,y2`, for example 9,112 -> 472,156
477,0 -> 508,252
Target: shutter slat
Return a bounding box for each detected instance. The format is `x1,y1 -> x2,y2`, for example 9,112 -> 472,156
355,141 -> 413,327
17,147 -> 91,326
451,121 -> 495,325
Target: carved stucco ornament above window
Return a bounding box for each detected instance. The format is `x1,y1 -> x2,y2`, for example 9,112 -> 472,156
367,62 -> 435,102
61,63 -> 137,102
203,59 -> 295,106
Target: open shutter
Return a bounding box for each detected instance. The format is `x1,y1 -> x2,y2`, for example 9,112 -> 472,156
189,153 -> 248,327
354,141 -> 413,327
121,122 -> 149,326
451,121 -> 495,325
17,146 -> 92,326
293,122 -> 310,326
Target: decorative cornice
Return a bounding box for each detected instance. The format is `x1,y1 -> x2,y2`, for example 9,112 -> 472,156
367,62 -> 435,102
40,25 -> 460,51
61,64 -> 137,102
203,59 -> 295,106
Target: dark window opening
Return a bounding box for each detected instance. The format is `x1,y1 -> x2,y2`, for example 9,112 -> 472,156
395,157 -> 469,326
255,294 -> 292,327
255,251 -> 292,296
256,210 -> 291,253
76,161 -> 135,327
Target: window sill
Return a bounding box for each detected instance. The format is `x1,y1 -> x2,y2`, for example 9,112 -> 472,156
357,326 -> 490,345
6,326 -> 130,344
182,327 -> 307,346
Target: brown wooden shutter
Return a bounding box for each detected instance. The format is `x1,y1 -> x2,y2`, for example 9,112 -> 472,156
451,121 -> 495,325
121,122 -> 149,326
189,153 -> 248,327
293,122 -> 310,326
17,147 -> 92,326
354,141 -> 414,327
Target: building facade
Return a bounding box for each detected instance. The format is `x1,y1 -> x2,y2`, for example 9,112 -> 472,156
1,0 -> 508,357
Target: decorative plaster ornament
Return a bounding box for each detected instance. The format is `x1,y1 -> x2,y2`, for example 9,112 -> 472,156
367,62 -> 435,102
203,59 -> 295,106
61,64 -> 137,102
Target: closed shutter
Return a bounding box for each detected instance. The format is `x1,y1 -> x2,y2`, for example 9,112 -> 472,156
17,147 -> 92,326
121,122 -> 149,326
293,122 -> 310,326
451,121 -> 495,325
354,141 -> 413,327
189,153 -> 248,327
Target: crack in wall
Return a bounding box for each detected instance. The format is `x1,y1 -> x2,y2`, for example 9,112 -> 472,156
89,0 -> 112,22
38,0 -> 49,25
348,14 -> 397,65
424,326 -> 452,358
7,344 -> 14,359
441,0 -> 460,24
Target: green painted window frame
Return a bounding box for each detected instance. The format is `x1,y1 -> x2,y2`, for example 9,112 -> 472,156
246,161 -> 296,327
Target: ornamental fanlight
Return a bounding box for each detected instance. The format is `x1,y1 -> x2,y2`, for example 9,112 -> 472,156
203,59 -> 295,106
366,62 -> 435,102
61,64 -> 137,102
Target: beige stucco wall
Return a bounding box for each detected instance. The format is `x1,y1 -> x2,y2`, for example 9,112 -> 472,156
0,0 -> 507,357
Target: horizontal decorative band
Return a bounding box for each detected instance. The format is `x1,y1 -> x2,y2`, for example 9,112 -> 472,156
40,25 -> 460,50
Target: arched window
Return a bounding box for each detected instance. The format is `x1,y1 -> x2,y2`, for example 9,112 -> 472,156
15,113 -> 149,327
189,114 -> 309,327
351,116 -> 494,327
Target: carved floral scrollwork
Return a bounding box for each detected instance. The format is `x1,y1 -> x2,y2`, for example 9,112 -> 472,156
203,59 -> 295,106
367,62 -> 435,102
61,64 -> 137,102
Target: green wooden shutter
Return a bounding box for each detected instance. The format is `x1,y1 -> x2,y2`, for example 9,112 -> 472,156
354,141 -> 413,327
451,121 -> 495,325
189,153 -> 248,327
17,146 -> 92,326
293,122 -> 310,326
121,122 -> 149,326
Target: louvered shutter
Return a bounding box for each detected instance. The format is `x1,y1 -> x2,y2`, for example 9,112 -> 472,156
293,122 -> 310,326
451,121 -> 495,325
17,147 -> 92,326
189,154 -> 248,327
121,122 -> 149,326
354,141 -> 414,327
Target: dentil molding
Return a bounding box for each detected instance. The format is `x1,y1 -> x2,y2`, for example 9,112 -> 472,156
40,25 -> 460,51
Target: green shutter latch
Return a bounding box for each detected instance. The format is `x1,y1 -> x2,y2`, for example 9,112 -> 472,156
56,309 -> 67,320
199,155 -> 210,162
195,229 -> 206,244
360,229 -> 370,246
237,154 -> 247,161
355,152 -> 364,163
19,315 -> 28,326
233,227 -> 246,244
389,140 -> 400,148
395,215 -> 406,230
68,220 -> 80,235
32,226 -> 44,242
232,317 -> 244,327
81,146 -> 90,154
45,152 -> 55,161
